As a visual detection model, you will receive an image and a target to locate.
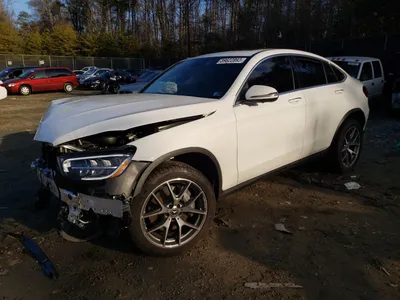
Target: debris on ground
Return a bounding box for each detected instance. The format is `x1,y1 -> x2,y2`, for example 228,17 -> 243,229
389,283 -> 398,288
214,218 -> 231,228
244,282 -> 303,289
275,223 -> 292,234
148,267 -> 154,271
300,215 -> 308,219
2,232 -> 59,279
0,269 -> 9,276
279,201 -> 292,206
381,267 -> 391,276
298,226 -> 306,230
344,182 -> 361,190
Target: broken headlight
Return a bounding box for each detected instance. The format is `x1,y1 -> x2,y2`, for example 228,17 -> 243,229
59,154 -> 132,181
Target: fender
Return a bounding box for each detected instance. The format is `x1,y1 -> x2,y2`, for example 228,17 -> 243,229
330,108 -> 366,146
132,147 -> 223,198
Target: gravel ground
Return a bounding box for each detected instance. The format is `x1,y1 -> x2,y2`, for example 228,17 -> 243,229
0,91 -> 399,300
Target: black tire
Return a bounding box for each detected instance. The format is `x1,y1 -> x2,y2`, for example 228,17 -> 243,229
111,84 -> 120,94
329,118 -> 363,173
129,161 -> 216,256
64,83 -> 74,93
19,85 -> 31,96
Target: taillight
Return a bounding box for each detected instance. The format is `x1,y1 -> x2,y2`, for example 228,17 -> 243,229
362,86 -> 368,98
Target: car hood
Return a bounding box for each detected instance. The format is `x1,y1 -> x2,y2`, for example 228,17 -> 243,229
34,93 -> 220,146
120,82 -> 147,93
3,78 -> 22,84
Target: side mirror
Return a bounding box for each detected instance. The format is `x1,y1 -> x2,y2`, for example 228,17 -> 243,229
245,85 -> 279,102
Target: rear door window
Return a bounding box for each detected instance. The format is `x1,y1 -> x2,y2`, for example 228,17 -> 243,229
292,56 -> 326,89
323,62 -> 338,83
372,61 -> 382,78
360,62 -> 373,81
331,65 -> 346,82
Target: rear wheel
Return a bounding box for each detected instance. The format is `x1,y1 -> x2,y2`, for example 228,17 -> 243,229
129,161 -> 216,256
329,119 -> 363,173
19,85 -> 31,96
64,83 -> 74,93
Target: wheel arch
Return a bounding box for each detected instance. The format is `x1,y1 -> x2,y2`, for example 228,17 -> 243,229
330,108 -> 366,146
133,147 -> 223,199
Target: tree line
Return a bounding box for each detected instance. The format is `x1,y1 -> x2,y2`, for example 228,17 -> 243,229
0,0 -> 398,58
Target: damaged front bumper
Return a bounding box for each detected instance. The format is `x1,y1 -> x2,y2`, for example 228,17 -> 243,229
31,158 -> 148,218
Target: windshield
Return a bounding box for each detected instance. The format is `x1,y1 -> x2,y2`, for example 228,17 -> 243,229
19,69 -> 35,79
0,69 -> 10,78
85,68 -> 97,75
333,61 -> 361,78
141,57 -> 249,99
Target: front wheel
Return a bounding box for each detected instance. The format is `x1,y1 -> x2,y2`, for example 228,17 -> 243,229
329,118 -> 363,173
129,161 -> 216,256
111,83 -> 120,94
19,85 -> 31,96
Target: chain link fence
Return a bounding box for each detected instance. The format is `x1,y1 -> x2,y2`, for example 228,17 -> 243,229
0,54 -> 145,73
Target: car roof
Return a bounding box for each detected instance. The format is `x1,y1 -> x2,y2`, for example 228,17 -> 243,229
195,49 -> 333,61
32,67 -> 72,71
328,56 -> 380,63
197,49 -> 270,58
4,66 -> 38,70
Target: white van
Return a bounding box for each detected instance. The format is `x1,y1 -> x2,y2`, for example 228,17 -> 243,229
328,57 -> 384,99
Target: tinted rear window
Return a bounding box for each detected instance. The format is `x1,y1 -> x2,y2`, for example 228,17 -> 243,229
360,62 -> 373,81
333,61 -> 360,78
292,56 -> 326,88
372,61 -> 382,78
47,69 -> 73,78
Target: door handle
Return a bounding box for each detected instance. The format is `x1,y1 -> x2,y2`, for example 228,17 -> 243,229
334,89 -> 344,94
288,97 -> 302,103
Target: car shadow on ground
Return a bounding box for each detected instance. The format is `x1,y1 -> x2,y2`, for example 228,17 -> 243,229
0,131 -> 59,234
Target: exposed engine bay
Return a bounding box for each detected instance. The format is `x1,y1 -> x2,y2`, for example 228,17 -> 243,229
56,115 -> 204,153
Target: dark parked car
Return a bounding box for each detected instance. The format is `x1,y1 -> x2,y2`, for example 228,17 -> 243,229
81,70 -> 136,90
4,67 -> 78,95
0,66 -> 39,81
73,70 -> 85,75
118,70 -> 163,94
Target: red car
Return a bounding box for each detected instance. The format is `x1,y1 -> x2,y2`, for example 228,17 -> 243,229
4,67 -> 78,96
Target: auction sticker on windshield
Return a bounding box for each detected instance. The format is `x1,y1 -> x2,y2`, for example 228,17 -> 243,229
217,58 -> 247,64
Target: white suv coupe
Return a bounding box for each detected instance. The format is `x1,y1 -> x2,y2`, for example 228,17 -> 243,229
32,49 -> 369,255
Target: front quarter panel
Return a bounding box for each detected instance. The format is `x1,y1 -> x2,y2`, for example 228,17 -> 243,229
129,107 -> 238,191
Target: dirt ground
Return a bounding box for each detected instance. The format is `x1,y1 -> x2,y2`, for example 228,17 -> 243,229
0,91 -> 399,300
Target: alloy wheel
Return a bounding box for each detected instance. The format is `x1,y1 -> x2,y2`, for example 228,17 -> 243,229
341,125 -> 361,168
140,179 -> 208,248
20,86 -> 30,95
65,84 -> 73,92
